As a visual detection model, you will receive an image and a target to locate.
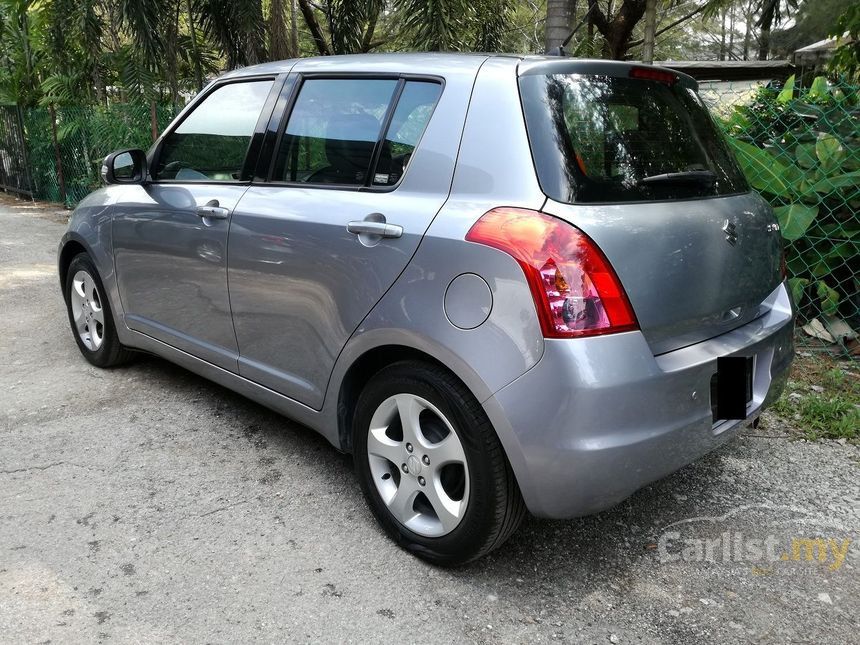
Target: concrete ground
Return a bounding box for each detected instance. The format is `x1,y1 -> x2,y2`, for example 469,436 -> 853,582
1,193 -> 857,644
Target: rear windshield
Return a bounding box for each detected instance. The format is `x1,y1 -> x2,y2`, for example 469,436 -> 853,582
519,73 -> 748,203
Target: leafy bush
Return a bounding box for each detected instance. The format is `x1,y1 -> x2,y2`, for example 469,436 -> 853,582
719,75 -> 860,328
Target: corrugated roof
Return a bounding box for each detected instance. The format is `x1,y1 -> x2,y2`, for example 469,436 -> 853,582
657,60 -> 794,81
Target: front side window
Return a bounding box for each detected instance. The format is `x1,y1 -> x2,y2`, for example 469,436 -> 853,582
154,80 -> 274,181
520,73 -> 748,203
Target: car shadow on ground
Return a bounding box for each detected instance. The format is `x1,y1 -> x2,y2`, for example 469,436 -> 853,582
122,350 -> 740,582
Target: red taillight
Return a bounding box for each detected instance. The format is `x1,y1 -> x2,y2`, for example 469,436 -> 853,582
465,207 -> 638,338
629,66 -> 677,86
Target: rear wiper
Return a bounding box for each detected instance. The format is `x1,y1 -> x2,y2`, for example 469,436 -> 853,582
638,170 -> 717,186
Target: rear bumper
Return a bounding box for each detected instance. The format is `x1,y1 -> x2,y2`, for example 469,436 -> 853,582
483,281 -> 794,519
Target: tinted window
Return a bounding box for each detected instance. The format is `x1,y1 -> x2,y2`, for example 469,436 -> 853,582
274,79 -> 398,185
372,81 -> 442,186
155,80 -> 273,181
520,74 -> 748,203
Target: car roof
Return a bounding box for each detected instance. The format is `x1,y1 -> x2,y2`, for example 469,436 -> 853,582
220,53 -> 697,88
220,53 -> 502,78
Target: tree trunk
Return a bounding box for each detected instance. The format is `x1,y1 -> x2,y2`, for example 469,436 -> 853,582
545,0 -> 575,53
742,2 -> 753,60
758,25 -> 771,60
268,0 -> 291,60
186,0 -> 204,92
641,0 -> 657,63
587,0 -> 648,60
167,1 -> 181,107
361,12 -> 379,52
728,5 -> 736,60
150,100 -> 159,143
757,1 -> 776,61
719,7 -> 727,61
91,66 -> 105,106
298,0 -> 331,55
290,0 -> 299,57
587,4 -> 595,52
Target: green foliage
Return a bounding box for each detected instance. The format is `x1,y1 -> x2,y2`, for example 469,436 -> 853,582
829,4 -> 860,79
19,103 -> 179,205
720,75 -> 860,328
771,0 -> 846,56
0,0 -> 278,107
0,0 -> 42,106
772,203 -> 818,241
391,0 -> 512,52
773,393 -> 860,441
772,353 -> 860,442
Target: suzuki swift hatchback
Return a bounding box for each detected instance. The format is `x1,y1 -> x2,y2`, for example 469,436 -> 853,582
59,53 -> 794,565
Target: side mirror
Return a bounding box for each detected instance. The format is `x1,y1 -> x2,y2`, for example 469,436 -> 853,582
101,149 -> 147,185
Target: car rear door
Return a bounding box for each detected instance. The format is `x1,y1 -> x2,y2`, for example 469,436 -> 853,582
112,76 -> 283,370
227,62 -> 479,409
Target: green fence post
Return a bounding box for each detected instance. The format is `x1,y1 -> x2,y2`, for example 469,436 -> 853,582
48,103 -> 67,207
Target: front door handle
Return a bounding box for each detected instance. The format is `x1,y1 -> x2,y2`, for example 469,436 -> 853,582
347,220 -> 402,239
197,200 -> 230,220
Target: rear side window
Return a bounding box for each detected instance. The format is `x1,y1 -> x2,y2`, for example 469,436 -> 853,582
519,74 -> 748,203
155,80 -> 274,181
372,81 -> 442,186
272,78 -> 441,187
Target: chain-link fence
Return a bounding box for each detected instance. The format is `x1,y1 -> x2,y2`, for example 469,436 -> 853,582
0,103 -> 181,206
702,77 -> 859,354
0,77 -> 858,352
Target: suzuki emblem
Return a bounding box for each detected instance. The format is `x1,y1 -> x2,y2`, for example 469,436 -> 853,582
722,219 -> 739,246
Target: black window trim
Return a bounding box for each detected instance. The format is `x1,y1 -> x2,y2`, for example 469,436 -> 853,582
146,73 -> 286,186
258,72 -> 445,193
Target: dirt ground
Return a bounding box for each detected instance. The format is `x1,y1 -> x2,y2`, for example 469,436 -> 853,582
1,193 -> 858,644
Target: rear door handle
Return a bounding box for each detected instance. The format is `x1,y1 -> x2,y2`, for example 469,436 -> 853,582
347,220 -> 402,239
197,200 -> 230,220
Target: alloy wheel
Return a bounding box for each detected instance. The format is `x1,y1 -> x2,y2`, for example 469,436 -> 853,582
367,393 -> 470,537
69,270 -> 105,351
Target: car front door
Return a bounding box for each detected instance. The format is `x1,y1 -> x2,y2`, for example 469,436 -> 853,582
113,77 -> 281,370
227,69 -> 473,409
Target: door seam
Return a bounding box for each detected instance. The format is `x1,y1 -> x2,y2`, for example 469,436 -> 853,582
224,183 -> 256,374
317,55 -> 493,410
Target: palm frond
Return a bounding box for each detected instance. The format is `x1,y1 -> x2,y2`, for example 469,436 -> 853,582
118,0 -> 165,67
395,0 -> 474,51
197,0 -> 266,68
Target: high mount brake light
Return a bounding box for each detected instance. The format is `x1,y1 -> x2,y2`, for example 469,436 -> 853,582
465,208 -> 638,338
629,66 -> 678,86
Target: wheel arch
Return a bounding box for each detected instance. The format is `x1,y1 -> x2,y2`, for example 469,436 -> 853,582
334,342 -> 489,454
58,236 -> 91,293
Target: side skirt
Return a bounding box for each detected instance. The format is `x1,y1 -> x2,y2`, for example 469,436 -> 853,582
123,329 -> 340,449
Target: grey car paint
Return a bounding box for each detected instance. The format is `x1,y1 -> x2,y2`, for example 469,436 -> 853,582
543,191 -> 784,355
112,183 -> 249,370
59,53 -> 794,520
484,282 -> 794,518
228,56 -> 483,409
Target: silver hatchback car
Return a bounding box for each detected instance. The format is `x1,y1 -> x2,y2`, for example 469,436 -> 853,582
59,53 -> 794,565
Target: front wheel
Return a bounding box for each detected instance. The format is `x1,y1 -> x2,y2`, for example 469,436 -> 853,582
353,361 -> 525,565
64,253 -> 134,368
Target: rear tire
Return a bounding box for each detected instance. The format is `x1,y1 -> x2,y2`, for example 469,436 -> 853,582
64,253 -> 134,368
353,361 -> 525,566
